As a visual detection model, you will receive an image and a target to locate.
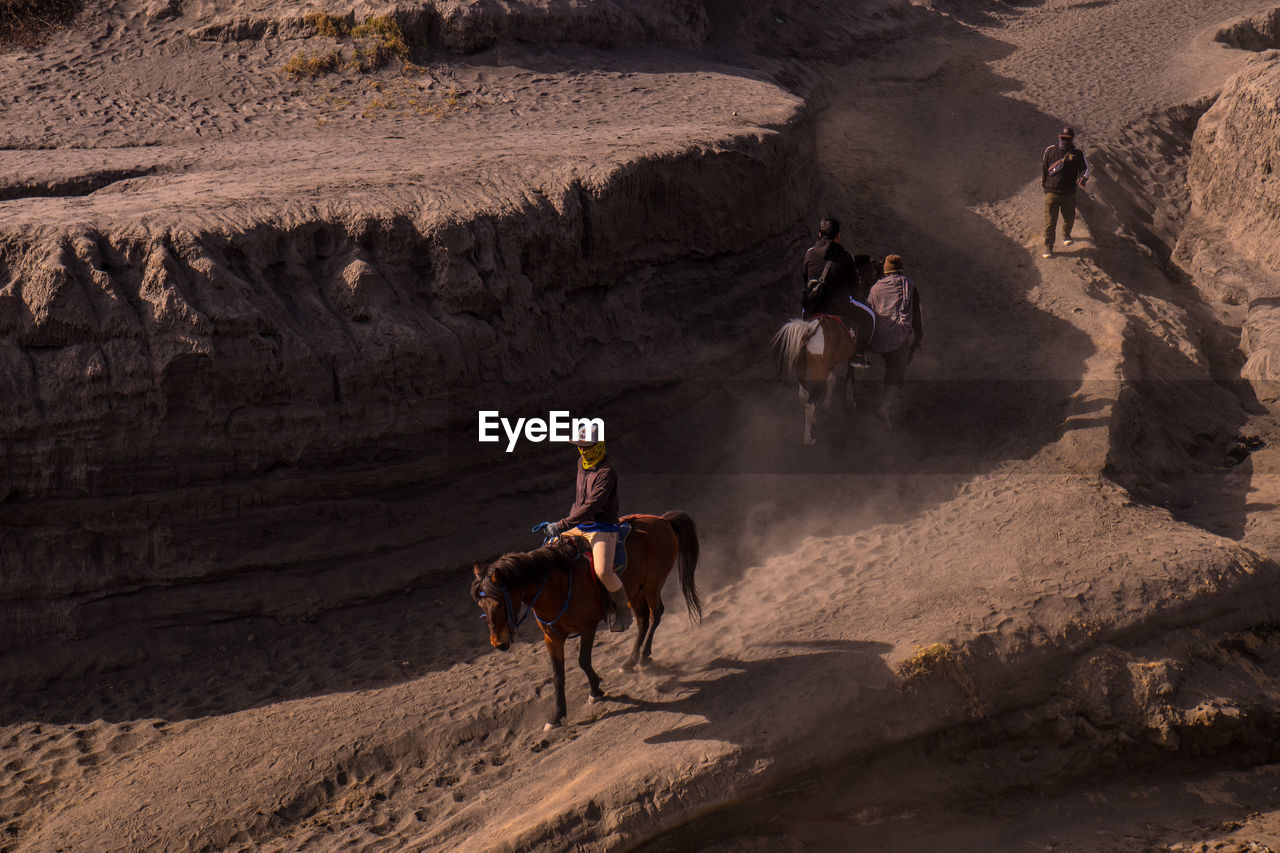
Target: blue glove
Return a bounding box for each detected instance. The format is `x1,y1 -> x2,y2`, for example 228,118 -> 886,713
532,521 -> 560,536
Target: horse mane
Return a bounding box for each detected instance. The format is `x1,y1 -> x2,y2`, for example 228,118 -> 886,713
770,317 -> 819,377
473,538 -> 582,600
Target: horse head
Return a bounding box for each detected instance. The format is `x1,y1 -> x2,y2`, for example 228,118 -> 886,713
471,540 -> 582,652
471,563 -> 513,651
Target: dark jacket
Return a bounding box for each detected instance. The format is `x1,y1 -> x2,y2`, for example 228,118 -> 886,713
853,254 -> 877,303
1041,142 -> 1090,194
801,238 -> 859,318
867,272 -> 923,354
557,456 -> 619,529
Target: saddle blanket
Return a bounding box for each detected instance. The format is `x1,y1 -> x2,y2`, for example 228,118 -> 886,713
571,522 -> 632,572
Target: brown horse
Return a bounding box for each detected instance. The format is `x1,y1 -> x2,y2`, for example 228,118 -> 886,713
771,314 -> 857,445
471,511 -> 701,729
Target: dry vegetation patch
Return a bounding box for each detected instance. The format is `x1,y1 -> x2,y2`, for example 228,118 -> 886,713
357,82 -> 486,120
305,10 -> 347,38
285,13 -> 410,78
283,48 -> 342,78
350,14 -> 408,70
897,642 -> 985,719
0,0 -> 82,49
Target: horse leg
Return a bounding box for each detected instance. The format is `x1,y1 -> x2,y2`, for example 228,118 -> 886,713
822,369 -> 837,412
543,633 -> 568,729
799,382 -> 816,446
640,597 -> 665,667
623,598 -> 651,671
578,625 -> 605,702
843,356 -> 856,410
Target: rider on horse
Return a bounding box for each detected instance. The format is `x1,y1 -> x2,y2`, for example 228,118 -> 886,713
802,217 -> 875,368
532,423 -> 633,632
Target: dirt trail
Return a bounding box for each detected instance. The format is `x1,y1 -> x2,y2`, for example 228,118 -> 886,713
659,0 -> 1280,848
6,0 -> 1280,851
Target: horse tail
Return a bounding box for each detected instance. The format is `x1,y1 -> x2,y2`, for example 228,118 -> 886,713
770,318 -> 818,380
661,510 -> 702,622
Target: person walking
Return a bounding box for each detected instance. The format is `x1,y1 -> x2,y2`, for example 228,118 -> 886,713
801,217 -> 874,368
1041,126 -> 1091,258
866,253 -> 923,427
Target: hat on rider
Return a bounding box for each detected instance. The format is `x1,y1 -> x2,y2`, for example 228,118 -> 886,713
1058,126 -> 1075,138
569,422 -> 603,446
570,422 -> 606,468
883,253 -> 904,272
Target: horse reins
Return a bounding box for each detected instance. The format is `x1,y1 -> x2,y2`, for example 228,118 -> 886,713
484,524 -> 654,640
533,539 -> 593,638
478,576 -> 543,638
533,570 -> 576,639
480,552 -> 580,640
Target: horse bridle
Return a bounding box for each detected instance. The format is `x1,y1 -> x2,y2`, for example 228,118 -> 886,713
477,580 -> 534,638
478,538 -> 590,639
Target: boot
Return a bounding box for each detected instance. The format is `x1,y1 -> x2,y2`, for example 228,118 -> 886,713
607,586 -> 633,632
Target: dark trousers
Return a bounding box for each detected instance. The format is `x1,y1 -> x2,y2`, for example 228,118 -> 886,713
881,344 -> 910,387
1043,192 -> 1076,248
847,307 -> 874,358
878,342 -> 912,420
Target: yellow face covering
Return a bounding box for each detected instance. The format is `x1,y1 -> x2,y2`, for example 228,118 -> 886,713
579,442 -> 606,469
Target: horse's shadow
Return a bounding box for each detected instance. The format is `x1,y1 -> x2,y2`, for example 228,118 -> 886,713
580,640 -> 895,745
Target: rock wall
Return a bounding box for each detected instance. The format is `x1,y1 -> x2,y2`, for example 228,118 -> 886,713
1178,51 -> 1280,410
1184,51 -> 1280,275
1215,8 -> 1280,52
187,0 -> 711,51
0,121 -> 815,654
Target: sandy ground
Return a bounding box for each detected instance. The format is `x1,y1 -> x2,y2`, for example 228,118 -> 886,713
6,0 -> 1280,850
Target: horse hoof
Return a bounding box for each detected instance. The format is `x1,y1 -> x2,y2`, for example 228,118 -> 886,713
588,693 -> 604,705
544,720 -> 561,731
803,438 -> 816,446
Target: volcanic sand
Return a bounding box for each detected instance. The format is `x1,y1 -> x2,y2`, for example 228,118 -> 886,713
6,0 -> 1280,851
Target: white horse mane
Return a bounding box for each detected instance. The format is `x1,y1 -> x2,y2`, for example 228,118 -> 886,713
769,317 -> 821,376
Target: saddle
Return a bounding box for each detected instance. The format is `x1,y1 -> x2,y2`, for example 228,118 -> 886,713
812,313 -> 857,345
564,522 -> 632,574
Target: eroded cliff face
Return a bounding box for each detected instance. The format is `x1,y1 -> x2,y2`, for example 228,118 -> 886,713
1184,52 -> 1280,275
187,0 -> 711,52
1215,8 -> 1280,52
0,114 -> 814,656
1177,49 -> 1280,411
13,2 -> 1280,851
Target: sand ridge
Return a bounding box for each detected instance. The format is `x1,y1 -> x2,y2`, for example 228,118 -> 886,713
6,0 -> 1280,850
